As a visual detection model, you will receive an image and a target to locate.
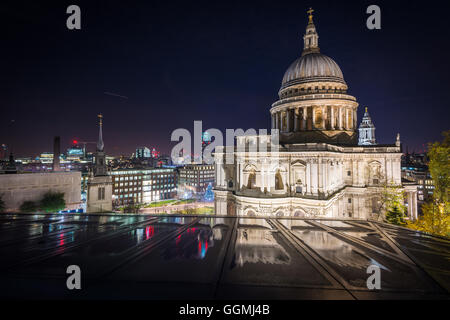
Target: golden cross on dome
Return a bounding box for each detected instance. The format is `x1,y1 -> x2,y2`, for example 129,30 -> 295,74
307,7 -> 314,23
98,113 -> 103,126
365,107 -> 368,113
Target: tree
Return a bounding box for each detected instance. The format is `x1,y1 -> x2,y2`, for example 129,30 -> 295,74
20,201 -> 38,213
203,183 -> 214,202
428,131 -> 450,204
0,195 -> 5,213
386,206 -> 406,226
409,131 -> 450,237
379,182 -> 407,225
40,192 -> 66,213
408,201 -> 449,237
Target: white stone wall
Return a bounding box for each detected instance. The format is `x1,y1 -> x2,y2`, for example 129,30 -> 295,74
87,175 -> 113,213
0,172 -> 82,212
213,141 -> 404,219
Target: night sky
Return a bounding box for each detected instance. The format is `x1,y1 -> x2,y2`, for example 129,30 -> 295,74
1,0 -> 449,157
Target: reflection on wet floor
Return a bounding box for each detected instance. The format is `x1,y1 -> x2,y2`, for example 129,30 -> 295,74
279,220 -> 446,292
104,218 -> 233,288
222,218 -> 334,289
234,228 -> 290,266
0,214 -> 448,299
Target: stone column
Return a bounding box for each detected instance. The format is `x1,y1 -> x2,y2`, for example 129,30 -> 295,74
294,109 -> 299,132
352,160 -> 358,185
322,106 -> 326,129
271,114 -> 275,130
331,107 -> 335,130
338,107 -> 343,130
343,109 -> 347,130
306,160 -> 311,195
312,107 -> 316,129
318,158 -> 323,194
407,192 -> 413,219
286,109 -> 290,133
413,192 -> 418,220
353,109 -> 357,130
303,107 -> 308,131
275,112 -> 280,130
311,160 -> 318,195
239,162 -> 243,190
214,162 -> 219,187
277,112 -> 281,130
260,167 -> 265,193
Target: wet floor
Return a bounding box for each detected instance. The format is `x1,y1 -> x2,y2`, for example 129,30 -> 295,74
0,213 -> 448,300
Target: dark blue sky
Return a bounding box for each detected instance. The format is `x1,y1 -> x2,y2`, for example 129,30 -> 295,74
1,0 -> 449,157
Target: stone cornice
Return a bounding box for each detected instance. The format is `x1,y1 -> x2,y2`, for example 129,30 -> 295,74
271,93 -> 358,112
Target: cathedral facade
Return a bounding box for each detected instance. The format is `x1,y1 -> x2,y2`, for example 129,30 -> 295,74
213,10 -> 418,220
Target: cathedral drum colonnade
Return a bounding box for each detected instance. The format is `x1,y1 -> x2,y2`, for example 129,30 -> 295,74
213,9 -> 418,220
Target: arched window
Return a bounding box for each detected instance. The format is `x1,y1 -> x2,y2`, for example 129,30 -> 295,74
294,210 -> 306,218
247,171 -> 256,189
275,170 -> 284,190
247,210 -> 256,217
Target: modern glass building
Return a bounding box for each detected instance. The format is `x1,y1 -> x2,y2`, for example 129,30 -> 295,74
111,168 -> 177,206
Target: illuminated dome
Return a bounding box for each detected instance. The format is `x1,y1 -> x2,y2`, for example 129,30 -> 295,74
281,53 -> 345,90
271,9 -> 359,146
279,9 -> 346,92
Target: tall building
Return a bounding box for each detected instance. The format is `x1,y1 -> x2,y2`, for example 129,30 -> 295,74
86,114 -> 113,213
111,168 -> 177,206
0,144 -> 7,160
358,107 -> 377,146
178,164 -> 215,196
4,153 -> 17,174
52,136 -> 61,172
136,147 -> 151,159
213,9 -> 418,220
402,152 -> 434,208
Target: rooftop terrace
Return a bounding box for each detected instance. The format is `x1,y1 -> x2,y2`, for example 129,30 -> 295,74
0,213 -> 448,300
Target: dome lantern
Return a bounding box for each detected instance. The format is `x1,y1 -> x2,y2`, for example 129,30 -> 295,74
279,9 -> 347,94
303,8 -> 320,56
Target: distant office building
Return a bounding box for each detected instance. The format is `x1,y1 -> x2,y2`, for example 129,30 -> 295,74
111,167 -> 177,206
39,152 -> 54,164
0,144 -> 7,160
151,148 -> 160,159
136,147 -> 151,159
402,153 -> 434,205
53,136 -> 61,172
202,132 -> 212,151
66,146 -> 85,162
178,164 -> 215,195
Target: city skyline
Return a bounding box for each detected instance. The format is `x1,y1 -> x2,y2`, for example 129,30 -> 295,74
2,1 -> 449,157
0,1 -> 448,303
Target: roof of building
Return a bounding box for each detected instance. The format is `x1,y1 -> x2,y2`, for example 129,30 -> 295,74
1,213 -> 448,299
280,11 -> 346,90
